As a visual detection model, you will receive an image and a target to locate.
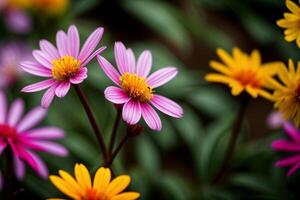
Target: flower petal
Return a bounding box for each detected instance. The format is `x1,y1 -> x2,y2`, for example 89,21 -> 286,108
287,162 -> 300,176
79,27 -> 104,62
55,81 -> 71,98
39,39 -> 60,60
81,46 -> 106,67
104,86 -> 130,104
122,100 -> 142,125
56,30 -> 68,57
106,175 -> 130,196
27,141 -> 68,157
141,103 -> 162,131
21,79 -> 56,93
25,127 -> 64,139
97,55 -> 121,86
41,83 -> 58,108
147,67 -> 177,88
14,156 -> 25,180
74,163 -> 92,190
20,61 -> 52,77
8,99 -> 24,126
126,48 -> 136,73
283,122 -> 300,142
93,167 -> 111,192
17,107 -> 46,132
114,42 -> 129,74
150,94 -> 183,118
275,155 -> 300,167
136,50 -> 152,77
67,25 -> 80,58
0,91 -> 7,124
272,139 -> 300,151
70,67 -> 88,84
50,175 -> 80,199
32,50 -> 53,69
27,150 -> 48,178
111,192 -> 140,200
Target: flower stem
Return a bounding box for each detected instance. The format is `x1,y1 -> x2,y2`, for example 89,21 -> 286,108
4,148 -> 13,199
109,109 -> 121,156
212,94 -> 250,184
74,85 -> 108,162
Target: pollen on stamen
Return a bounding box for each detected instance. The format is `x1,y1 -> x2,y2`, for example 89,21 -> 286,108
120,73 -> 153,102
52,56 -> 81,81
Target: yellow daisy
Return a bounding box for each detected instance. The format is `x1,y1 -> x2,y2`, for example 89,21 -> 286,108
269,59 -> 300,127
49,163 -> 140,200
277,0 -> 300,47
205,47 -> 280,100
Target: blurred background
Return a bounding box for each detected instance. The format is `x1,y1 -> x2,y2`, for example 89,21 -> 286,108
0,0 -> 299,199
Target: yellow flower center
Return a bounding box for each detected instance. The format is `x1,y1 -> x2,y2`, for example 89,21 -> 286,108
120,73 -> 153,102
233,69 -> 262,88
52,56 -> 81,81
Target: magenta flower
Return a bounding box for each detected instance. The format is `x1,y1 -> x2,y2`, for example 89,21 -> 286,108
97,42 -> 183,131
0,91 -> 68,180
272,122 -> 300,176
21,25 -> 105,108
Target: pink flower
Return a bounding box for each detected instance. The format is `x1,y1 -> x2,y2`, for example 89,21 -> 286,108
272,122 -> 300,176
0,91 -> 68,180
97,42 -> 183,131
21,25 -> 106,108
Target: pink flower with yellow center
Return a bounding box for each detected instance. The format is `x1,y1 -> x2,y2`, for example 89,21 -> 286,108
97,42 -> 183,131
21,25 -> 105,108
0,91 -> 68,181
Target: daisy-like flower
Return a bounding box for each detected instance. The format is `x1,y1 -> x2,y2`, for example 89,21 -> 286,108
272,122 -> 300,176
21,25 -> 105,108
97,42 -> 183,131
205,48 -> 280,100
269,60 -> 300,127
0,91 -> 68,180
49,163 -> 140,200
277,0 -> 300,47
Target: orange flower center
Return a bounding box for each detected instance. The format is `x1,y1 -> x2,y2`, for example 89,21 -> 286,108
120,73 -> 153,102
83,189 -> 109,200
0,124 -> 17,140
232,69 -> 262,88
52,56 -> 81,81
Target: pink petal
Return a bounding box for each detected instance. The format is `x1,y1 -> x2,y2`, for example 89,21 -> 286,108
287,162 -> 300,176
56,30 -> 68,57
29,141 -> 68,157
21,79 -> 56,93
55,81 -> 71,98
32,50 -> 52,69
41,83 -> 58,108
141,103 -> 161,131
8,99 -> 24,126
136,50 -> 152,77
81,46 -> 106,67
122,99 -> 142,125
25,127 -> 64,139
67,25 -> 80,58
104,86 -> 130,104
14,155 -> 25,180
70,67 -> 88,84
272,140 -> 300,152
114,41 -> 129,74
150,94 -> 183,118
126,48 -> 136,73
275,155 -> 300,167
97,55 -> 121,86
26,150 -> 48,178
147,67 -> 178,88
0,91 -> 7,123
79,27 -> 104,62
283,122 -> 300,142
17,107 -> 46,132
39,39 -> 60,60
20,61 -> 52,77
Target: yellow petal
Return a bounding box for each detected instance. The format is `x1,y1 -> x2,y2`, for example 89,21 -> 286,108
75,164 -> 92,190
205,74 -> 232,84
232,47 -> 243,61
261,62 -> 282,76
284,12 -> 300,21
49,176 -> 80,199
209,61 -> 231,75
47,198 -> 66,200
278,64 -> 291,85
93,167 -> 111,192
245,86 -> 259,98
285,32 -> 298,41
216,48 -> 235,68
277,19 -> 298,28
111,192 -> 141,200
286,0 -> 300,14
59,170 -> 83,196
106,175 -> 131,196
230,82 -> 244,96
250,49 -> 261,67
284,28 -> 299,35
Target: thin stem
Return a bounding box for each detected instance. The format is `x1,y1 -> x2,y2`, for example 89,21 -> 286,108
212,94 -> 250,184
109,110 -> 121,155
74,85 -> 108,162
105,132 -> 129,167
4,148 -> 13,200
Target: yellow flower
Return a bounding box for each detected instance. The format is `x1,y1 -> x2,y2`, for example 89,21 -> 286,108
269,59 -> 300,127
277,0 -> 300,47
49,163 -> 140,200
30,0 -> 69,15
205,47 -> 280,100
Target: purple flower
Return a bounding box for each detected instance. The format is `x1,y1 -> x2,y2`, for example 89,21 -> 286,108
0,91 -> 68,180
272,122 -> 300,176
4,9 -> 32,33
0,42 -> 31,89
97,41 -> 183,131
21,25 -> 106,108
